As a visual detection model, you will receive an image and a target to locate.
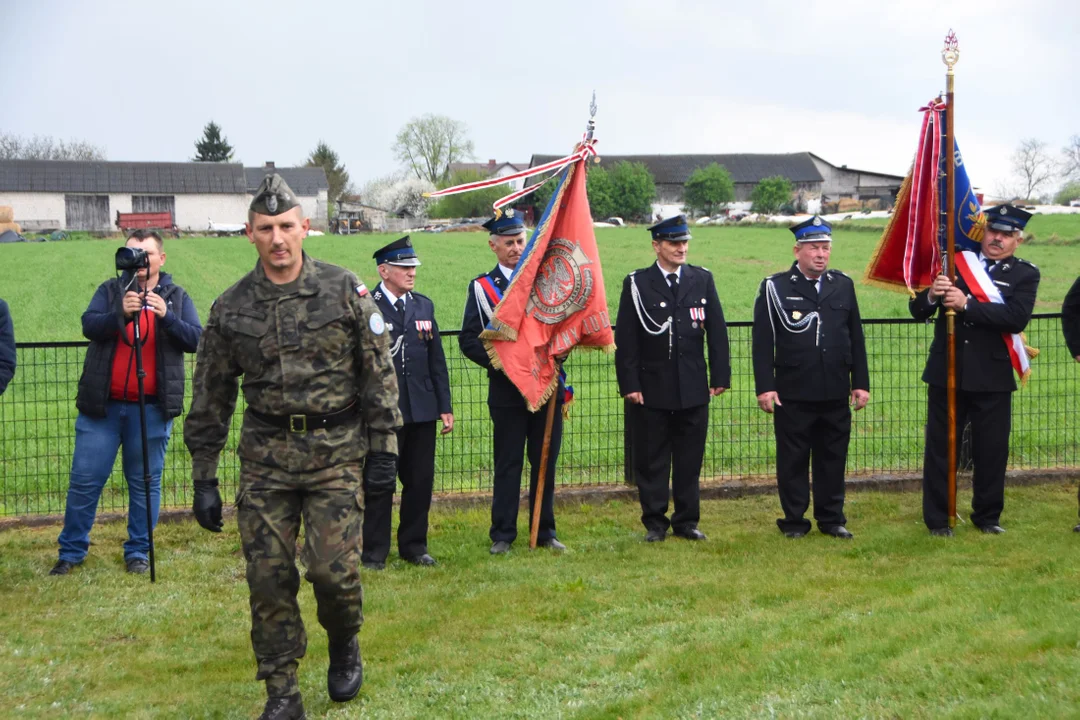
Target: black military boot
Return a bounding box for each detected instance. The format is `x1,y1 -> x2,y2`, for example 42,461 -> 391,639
258,693 -> 305,720
327,634 -> 363,702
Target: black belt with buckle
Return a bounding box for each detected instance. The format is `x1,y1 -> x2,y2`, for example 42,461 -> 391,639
247,402 -> 359,433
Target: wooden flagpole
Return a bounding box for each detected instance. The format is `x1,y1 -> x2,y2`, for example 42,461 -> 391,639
943,30 -> 960,528
529,383 -> 560,549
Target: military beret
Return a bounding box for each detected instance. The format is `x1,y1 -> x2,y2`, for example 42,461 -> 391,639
250,173 -> 301,216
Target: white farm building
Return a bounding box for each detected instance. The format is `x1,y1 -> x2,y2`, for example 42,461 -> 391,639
0,160 -> 329,232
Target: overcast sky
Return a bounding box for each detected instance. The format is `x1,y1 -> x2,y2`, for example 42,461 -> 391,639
4,0 -> 1077,195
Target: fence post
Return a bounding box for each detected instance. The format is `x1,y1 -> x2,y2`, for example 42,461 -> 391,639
623,398 -> 634,485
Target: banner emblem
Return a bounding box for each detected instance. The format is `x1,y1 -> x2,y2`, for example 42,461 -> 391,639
525,237 -> 595,324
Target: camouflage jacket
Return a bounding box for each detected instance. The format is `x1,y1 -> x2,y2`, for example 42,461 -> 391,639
184,254 -> 402,480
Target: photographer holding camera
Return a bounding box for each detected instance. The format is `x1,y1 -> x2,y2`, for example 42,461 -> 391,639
50,230 -> 202,576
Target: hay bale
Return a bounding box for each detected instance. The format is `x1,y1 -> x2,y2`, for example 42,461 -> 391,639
0,222 -> 22,234
0,207 -> 14,223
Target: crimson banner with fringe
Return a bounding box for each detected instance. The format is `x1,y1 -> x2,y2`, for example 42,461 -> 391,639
865,100 -> 984,294
481,159 -> 615,412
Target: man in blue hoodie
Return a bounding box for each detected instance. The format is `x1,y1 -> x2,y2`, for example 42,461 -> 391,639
50,230 -> 202,575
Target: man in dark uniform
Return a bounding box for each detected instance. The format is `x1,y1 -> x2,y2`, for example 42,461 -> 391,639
1062,275 -> 1080,530
459,210 -> 567,554
752,216 -> 870,539
911,204 -> 1040,537
185,174 -> 402,719
362,236 -> 453,569
614,215 -> 730,542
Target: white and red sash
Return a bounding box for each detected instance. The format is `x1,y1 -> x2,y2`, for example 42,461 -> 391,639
954,250 -> 1031,381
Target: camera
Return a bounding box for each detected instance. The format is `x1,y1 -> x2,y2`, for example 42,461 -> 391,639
115,246 -> 150,271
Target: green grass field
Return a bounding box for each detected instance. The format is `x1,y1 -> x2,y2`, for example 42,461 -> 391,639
4,215 -> 1080,341
2,218 -> 1080,517
3,484 -> 1080,718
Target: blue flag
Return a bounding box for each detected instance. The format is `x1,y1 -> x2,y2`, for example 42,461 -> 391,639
938,137 -> 983,254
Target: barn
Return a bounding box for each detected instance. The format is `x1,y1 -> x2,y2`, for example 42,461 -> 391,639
0,160 -> 329,232
527,151 -> 904,210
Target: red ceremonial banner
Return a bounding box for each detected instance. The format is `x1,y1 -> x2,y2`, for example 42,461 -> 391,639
481,160 -> 615,411
864,102 -> 943,293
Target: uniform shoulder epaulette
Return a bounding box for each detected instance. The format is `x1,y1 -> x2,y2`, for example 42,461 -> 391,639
828,268 -> 849,277
1016,258 -> 1038,270
410,290 -> 432,303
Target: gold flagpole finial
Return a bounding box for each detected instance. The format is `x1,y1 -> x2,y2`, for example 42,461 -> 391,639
942,30 -> 959,72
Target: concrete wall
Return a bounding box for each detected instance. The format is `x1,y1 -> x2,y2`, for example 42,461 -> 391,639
810,157 -> 902,202
175,195 -> 251,232
0,192 -> 66,228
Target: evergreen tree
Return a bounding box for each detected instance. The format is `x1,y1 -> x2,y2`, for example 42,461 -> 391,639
305,141 -> 350,203
193,121 -> 234,162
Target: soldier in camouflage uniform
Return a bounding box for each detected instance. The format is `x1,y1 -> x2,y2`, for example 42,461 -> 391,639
185,174 -> 402,720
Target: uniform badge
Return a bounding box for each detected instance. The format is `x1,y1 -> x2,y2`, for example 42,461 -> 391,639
505,207 -> 515,218
369,313 -> 385,335
792,311 -> 803,320
266,194 -> 278,214
812,216 -> 822,226
1000,206 -> 1008,214
373,290 -> 383,300
416,320 -> 432,340
355,283 -> 369,297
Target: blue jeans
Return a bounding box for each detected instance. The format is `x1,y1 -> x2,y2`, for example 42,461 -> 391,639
57,401 -> 173,563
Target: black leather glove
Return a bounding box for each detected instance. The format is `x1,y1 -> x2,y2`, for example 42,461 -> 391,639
363,451 -> 398,496
193,479 -> 223,533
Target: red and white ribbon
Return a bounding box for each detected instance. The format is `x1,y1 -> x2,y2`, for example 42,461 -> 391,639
954,250 -> 1030,379
426,137 -> 599,213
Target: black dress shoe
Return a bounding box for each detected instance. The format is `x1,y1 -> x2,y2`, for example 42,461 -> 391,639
258,694 -> 306,720
929,527 -> 954,537
537,538 -> 566,551
821,526 -> 854,540
404,553 -> 437,566
327,635 -> 363,702
784,530 -> 807,539
361,560 -> 385,571
1073,523 -> 1080,533
673,528 -> 707,541
125,558 -> 149,574
490,541 -> 512,555
979,524 -> 1006,535
644,530 -> 666,543
49,559 -> 77,576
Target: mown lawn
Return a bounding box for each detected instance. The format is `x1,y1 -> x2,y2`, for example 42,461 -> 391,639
3,215 -> 1080,342
3,483 -> 1080,718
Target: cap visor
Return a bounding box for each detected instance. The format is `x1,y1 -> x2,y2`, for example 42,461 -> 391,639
386,258 -> 421,266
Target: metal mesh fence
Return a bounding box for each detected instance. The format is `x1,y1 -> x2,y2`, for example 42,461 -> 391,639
1,315 -> 1076,518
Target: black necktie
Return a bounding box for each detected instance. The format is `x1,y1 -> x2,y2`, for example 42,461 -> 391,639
667,273 -> 679,292
395,298 -> 405,322
985,259 -> 995,273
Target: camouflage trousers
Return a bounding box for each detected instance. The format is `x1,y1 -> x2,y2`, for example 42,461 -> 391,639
237,461 -> 364,698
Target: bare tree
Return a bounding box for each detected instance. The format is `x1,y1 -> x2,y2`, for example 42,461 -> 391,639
1061,135 -> 1080,182
1011,138 -> 1056,201
0,131 -> 106,161
392,114 -> 474,185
